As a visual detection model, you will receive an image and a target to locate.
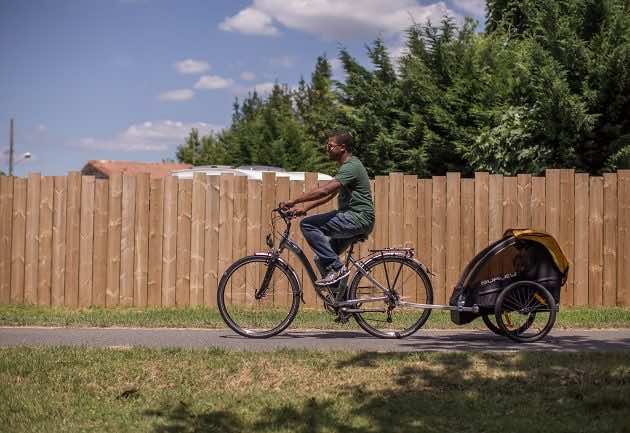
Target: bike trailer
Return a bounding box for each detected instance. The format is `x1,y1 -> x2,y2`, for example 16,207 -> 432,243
449,229 -> 569,325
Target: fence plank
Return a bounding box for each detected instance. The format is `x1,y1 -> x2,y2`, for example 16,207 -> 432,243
232,175 -> 248,305
147,178 -> 164,307
603,173 -> 617,306
219,174 -> 235,303
275,176 -> 290,306
176,178 -> 192,306
0,177 -> 14,303
161,176 -> 178,306
589,177 -> 603,306
190,173 -> 206,306
374,176 -> 389,294
445,173 -> 461,299
10,178 -> 27,303
488,175 -> 503,242
417,179 -> 432,270
302,172 -> 318,307
92,179 -> 108,307
545,169 -> 561,239
474,172 -> 489,253
133,173 -> 149,307
560,169 -> 576,306
78,175 -> 95,307
64,172 -> 81,307
503,176 -> 517,231
531,177 -> 546,231
517,174 -> 532,228
24,173 -> 41,304
106,173 -> 122,306
246,179 -> 262,305
574,173 -> 589,306
618,170 -> 630,306
119,175 -> 136,306
51,176 -> 67,306
289,180 -> 305,292
403,175 -> 418,300
388,173 -> 404,250
37,176 -> 53,305
461,178 -> 475,271
432,176 -> 446,304
204,175 -> 220,306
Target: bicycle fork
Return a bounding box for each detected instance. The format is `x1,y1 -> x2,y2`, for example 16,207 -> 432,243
255,252 -> 279,300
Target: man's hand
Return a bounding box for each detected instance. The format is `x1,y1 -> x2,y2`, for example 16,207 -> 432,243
279,200 -> 296,210
293,206 -> 307,216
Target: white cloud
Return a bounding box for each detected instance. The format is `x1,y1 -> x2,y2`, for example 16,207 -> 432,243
221,0 -> 460,40
452,0 -> 485,17
194,75 -> 235,90
76,120 -> 221,152
219,7 -> 279,36
240,71 -> 257,81
175,59 -> 210,74
158,89 -> 195,101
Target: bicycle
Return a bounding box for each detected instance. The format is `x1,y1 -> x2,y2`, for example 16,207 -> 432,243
217,207 -> 435,338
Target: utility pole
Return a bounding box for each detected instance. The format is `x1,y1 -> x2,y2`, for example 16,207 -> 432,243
9,118 -> 14,176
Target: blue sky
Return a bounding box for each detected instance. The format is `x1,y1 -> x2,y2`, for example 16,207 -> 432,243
0,0 -> 485,176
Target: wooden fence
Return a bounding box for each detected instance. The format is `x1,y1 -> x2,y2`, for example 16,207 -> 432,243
0,170 -> 629,309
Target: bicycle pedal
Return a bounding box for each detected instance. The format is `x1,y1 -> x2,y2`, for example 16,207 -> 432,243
334,315 -> 349,324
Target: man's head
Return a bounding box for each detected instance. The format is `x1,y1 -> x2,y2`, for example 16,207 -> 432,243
326,131 -> 353,161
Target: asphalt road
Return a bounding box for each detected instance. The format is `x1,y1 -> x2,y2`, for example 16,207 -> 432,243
1,327 -> 630,351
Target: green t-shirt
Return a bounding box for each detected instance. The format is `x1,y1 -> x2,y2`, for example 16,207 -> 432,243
334,156 -> 375,228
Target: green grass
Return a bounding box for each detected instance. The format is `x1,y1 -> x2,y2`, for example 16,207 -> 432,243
1,347 -> 629,433
1,304 -> 629,329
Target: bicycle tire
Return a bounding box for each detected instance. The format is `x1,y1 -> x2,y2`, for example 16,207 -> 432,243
349,254 -> 433,338
217,255 -> 301,338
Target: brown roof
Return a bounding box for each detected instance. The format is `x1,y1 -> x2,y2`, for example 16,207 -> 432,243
82,160 -> 192,179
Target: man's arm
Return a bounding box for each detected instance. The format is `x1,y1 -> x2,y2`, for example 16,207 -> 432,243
302,190 -> 338,212
280,179 -> 342,210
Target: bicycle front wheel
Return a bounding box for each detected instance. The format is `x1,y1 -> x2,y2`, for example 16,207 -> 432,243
349,255 -> 433,338
217,255 -> 301,338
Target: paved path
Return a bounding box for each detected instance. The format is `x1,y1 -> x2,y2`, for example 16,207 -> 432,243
1,327 -> 630,351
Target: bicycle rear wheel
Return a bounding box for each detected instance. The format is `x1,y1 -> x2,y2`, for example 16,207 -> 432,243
349,255 -> 433,338
217,255 -> 300,338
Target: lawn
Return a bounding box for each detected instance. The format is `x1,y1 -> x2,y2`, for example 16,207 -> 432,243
1,347 -> 629,433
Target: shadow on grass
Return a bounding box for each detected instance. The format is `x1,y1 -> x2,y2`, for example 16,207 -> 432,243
145,352 -> 630,433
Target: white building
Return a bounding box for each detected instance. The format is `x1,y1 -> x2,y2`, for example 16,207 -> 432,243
171,165 -> 333,181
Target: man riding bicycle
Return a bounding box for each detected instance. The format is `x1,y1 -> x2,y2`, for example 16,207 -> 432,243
280,131 -> 375,286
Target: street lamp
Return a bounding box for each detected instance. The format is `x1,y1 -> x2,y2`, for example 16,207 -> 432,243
5,118 -> 32,176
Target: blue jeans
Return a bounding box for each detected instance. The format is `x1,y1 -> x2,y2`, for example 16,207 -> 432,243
300,210 -> 372,274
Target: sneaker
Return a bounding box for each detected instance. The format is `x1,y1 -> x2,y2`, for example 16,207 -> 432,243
315,265 -> 349,286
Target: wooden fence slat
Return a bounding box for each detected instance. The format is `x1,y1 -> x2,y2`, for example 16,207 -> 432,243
289,180 -> 305,293
560,169 -> 576,306
232,175 -> 248,305
119,175 -> 136,306
246,179 -> 262,305
64,172 -> 81,307
106,173 -> 122,306
589,177 -> 603,306
37,176 -> 53,305
389,173 -> 404,249
78,175 -> 95,307
359,180 -> 375,259
147,177 -> 164,307
545,169 -> 561,243
92,179 -> 109,307
503,176 -> 517,231
517,174 -> 532,228
403,175 -> 418,301
10,178 -> 27,303
603,173 -> 617,306
302,172 -> 318,307
51,176 -> 67,306
275,177 -> 290,306
574,173 -> 589,306
445,173 -> 461,300
24,173 -> 41,304
0,177 -> 14,303
488,175 -> 503,242
531,177 -> 546,231
618,170 -> 630,306
133,173 -> 150,307
204,175 -> 220,306
190,173 -> 206,306
417,179 -> 432,271
461,178 -> 475,271
374,176 -> 389,294
175,178 -> 192,306
161,176 -> 178,306
474,172 -> 489,253
219,174 -> 235,304
432,176 -> 446,304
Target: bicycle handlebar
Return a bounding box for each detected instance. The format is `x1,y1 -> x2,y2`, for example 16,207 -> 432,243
272,207 -> 297,221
